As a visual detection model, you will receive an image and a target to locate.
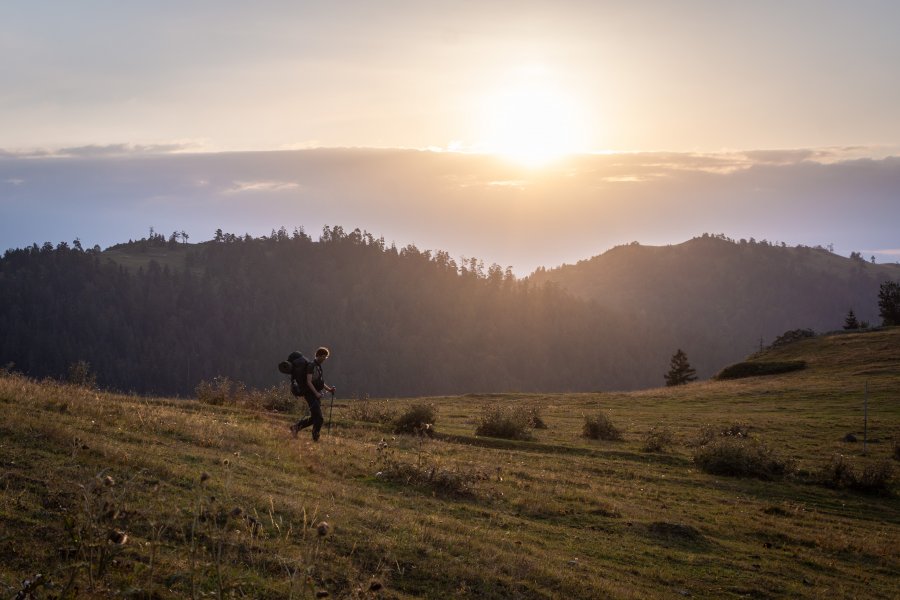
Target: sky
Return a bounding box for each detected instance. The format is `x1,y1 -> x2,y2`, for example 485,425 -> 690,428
2,1 -> 899,272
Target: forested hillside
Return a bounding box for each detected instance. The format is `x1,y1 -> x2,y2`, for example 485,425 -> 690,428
3,230 -> 896,397
530,234 -> 900,378
0,227 -> 650,397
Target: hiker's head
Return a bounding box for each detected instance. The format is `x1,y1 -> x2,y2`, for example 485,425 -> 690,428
315,347 -> 330,361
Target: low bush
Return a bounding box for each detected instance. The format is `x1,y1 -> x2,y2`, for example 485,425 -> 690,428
692,423 -> 752,447
858,460 -> 895,493
527,406 -> 548,429
393,404 -> 436,436
374,444 -> 488,497
582,412 -> 622,441
195,376 -> 245,406
820,455 -> 895,494
247,384 -> 297,412
770,328 -> 816,348
715,361 -> 806,380
820,454 -> 856,488
476,405 -> 533,440
642,426 -> 675,453
67,360 -> 97,389
692,437 -> 791,480
347,396 -> 396,424
195,378 -> 297,411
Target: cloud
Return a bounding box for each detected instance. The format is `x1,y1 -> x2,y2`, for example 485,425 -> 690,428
224,180 -> 302,194
741,148 -> 821,164
0,143 -> 197,159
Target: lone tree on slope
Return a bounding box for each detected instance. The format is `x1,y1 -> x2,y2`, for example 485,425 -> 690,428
843,309 -> 860,330
878,281 -> 900,326
664,349 -> 697,386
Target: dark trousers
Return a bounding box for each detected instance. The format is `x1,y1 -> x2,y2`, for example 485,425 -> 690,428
295,393 -> 324,440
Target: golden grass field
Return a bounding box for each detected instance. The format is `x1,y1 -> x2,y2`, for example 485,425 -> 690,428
1,329 -> 898,599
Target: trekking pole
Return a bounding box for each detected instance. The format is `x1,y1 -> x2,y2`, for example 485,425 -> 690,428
327,390 -> 335,434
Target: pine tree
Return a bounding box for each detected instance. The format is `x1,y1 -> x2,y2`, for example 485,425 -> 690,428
664,349 -> 697,386
843,309 -> 860,330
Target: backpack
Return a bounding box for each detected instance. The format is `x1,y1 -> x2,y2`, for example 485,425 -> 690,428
278,351 -> 308,396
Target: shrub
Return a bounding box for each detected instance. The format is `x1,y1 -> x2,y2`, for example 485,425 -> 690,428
195,379 -> 297,412
857,460 -> 895,493
692,423 -> 752,447
526,406 -> 548,429
247,384 -> 297,412
820,455 -> 895,494
820,454 -> 856,488
393,404 -> 436,436
67,360 -> 97,389
582,412 -> 622,441
374,444 -> 487,497
476,405 -> 533,440
770,328 -> 816,348
693,437 -> 790,480
195,376 -> 245,405
715,361 -> 806,380
642,426 -> 675,452
348,396 -> 396,424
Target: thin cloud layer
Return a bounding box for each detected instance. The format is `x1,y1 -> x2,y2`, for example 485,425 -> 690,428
0,143 -> 197,159
225,180 -> 302,194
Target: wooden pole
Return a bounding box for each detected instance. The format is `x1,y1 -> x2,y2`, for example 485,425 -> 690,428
863,380 -> 868,454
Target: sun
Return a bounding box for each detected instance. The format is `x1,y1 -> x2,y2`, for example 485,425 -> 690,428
479,73 -> 587,167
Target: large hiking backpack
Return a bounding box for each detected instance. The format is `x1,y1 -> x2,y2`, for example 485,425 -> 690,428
278,351 -> 308,396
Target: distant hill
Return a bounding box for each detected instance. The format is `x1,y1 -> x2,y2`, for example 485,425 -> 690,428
529,235 -> 900,379
0,229 -> 651,396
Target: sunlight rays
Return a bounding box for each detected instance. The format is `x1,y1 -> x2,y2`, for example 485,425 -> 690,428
477,66 -> 589,167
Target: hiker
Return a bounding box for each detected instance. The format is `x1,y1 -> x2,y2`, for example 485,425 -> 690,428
290,347 -> 336,441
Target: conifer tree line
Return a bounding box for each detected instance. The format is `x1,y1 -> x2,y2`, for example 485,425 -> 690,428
4,228 -> 897,398
0,226 -> 653,397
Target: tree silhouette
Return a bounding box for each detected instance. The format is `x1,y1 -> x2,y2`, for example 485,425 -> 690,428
878,281 -> 900,326
843,309 -> 860,330
664,349 -> 697,386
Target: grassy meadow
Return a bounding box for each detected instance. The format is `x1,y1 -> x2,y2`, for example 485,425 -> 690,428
1,329 -> 898,599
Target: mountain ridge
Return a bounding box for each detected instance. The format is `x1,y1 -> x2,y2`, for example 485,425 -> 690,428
530,234 -> 899,377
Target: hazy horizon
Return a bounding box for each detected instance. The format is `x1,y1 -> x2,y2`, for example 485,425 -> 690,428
3,146 -> 899,275
2,2 -> 899,272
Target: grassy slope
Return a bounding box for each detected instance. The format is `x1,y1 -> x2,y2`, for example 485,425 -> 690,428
1,330 -> 898,599
101,245 -> 194,273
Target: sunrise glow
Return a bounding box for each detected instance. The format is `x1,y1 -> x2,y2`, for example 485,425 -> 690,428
478,73 -> 588,167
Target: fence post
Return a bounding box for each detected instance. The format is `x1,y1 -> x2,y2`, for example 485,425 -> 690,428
863,380 -> 868,454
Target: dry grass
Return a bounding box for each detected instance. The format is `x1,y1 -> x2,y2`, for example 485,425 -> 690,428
1,328 -> 899,599
346,396 -> 396,424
